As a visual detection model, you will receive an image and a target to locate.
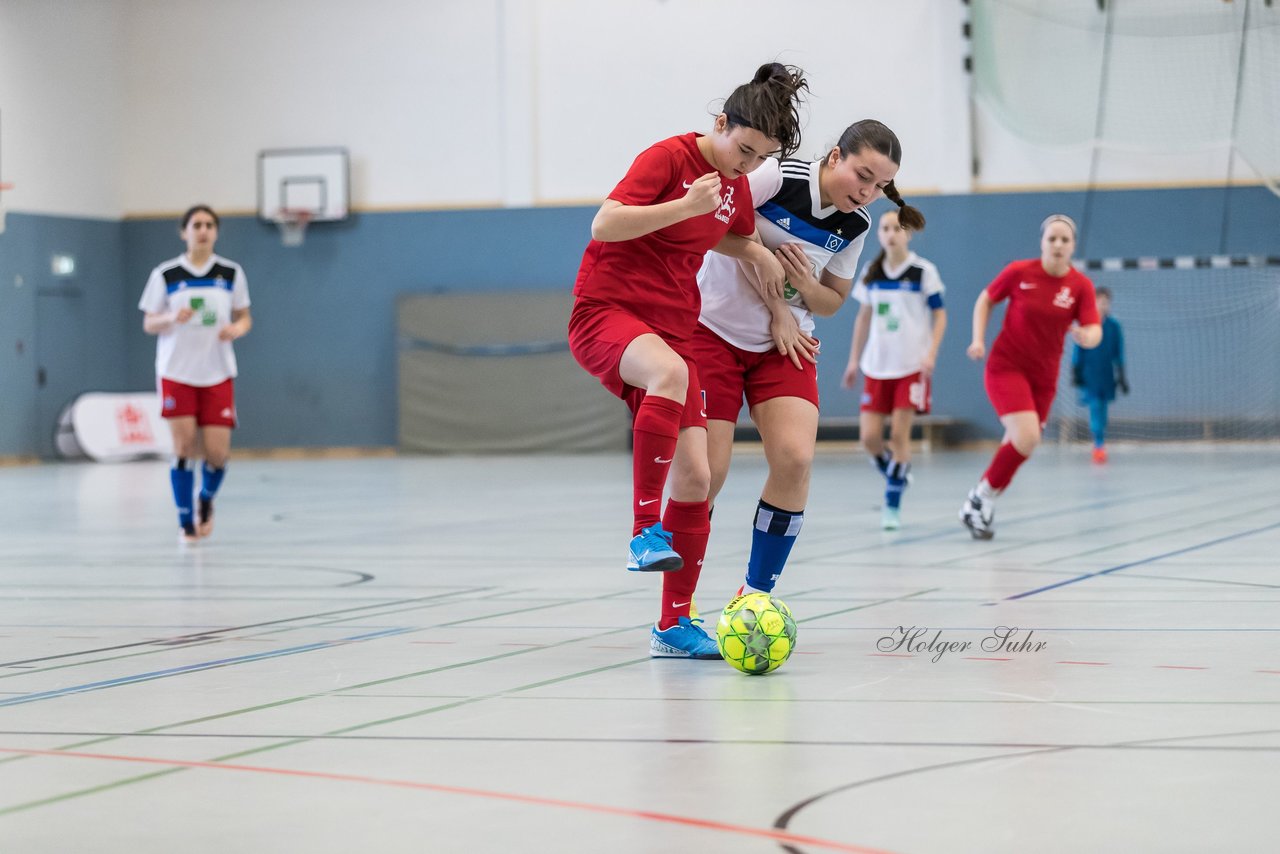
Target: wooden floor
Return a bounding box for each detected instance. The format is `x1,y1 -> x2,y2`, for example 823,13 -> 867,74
0,444 -> 1277,853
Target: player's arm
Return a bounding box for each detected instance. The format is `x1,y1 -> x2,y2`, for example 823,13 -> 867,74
842,303 -> 873,389
1070,322 -> 1102,349
591,172 -> 721,242
715,230 -> 786,300
776,243 -> 851,318
922,305 -> 947,378
219,307 -> 252,342
1113,323 -> 1129,394
143,307 -> 194,335
967,290 -> 993,360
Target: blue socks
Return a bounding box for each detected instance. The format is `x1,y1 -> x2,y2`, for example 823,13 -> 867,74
885,459 -> 910,510
745,500 -> 804,593
200,462 -> 226,502
171,459 -> 227,532
170,458 -> 195,531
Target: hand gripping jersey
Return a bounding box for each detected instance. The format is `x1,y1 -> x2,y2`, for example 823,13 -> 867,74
138,254 -> 250,386
697,158 -> 870,352
573,132 -> 755,352
852,252 -> 945,379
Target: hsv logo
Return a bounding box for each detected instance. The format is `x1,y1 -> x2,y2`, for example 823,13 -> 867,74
714,185 -> 736,224
825,234 -> 844,252
115,403 -> 154,446
1052,285 -> 1075,310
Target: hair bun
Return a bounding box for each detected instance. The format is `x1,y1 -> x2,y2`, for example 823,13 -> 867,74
753,62 -> 785,85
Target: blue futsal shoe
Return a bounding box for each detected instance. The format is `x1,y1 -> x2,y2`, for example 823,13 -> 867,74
627,524 -> 683,573
650,616 -> 722,659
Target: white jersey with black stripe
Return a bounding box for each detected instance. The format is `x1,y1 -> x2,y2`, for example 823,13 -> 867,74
138,254 -> 250,385
852,252 -> 945,379
697,158 -> 870,352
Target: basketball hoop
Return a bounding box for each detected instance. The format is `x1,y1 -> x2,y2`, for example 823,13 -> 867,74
275,208 -> 313,247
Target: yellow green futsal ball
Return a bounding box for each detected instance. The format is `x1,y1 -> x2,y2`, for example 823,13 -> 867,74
716,592 -> 797,675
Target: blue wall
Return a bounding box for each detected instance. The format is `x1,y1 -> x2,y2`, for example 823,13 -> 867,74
0,213 -> 129,456
4,185 -> 1277,455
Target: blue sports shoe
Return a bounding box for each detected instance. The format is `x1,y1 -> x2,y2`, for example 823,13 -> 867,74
627,524 -> 683,573
650,617 -> 722,659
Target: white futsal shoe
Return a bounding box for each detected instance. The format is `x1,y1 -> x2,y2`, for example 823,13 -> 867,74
960,490 -> 995,540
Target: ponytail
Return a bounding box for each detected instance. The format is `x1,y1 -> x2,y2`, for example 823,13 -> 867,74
862,249 -> 888,285
882,180 -> 925,230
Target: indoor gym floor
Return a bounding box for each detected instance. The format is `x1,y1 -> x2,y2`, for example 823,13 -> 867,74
0,444 -> 1277,853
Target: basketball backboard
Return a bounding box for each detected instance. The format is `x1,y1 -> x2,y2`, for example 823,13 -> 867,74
257,147 -> 349,223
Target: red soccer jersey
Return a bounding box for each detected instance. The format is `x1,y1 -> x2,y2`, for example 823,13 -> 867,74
986,259 -> 1100,381
574,133 -> 756,352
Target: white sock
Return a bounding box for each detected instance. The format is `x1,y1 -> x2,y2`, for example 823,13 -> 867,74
975,479 -> 996,501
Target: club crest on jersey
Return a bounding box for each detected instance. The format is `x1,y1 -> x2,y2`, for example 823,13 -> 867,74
715,186 -> 736,224
1052,285 -> 1075,310
825,234 -> 845,252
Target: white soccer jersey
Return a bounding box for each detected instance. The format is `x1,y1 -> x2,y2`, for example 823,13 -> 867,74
138,254 -> 250,386
852,252 -> 945,379
698,157 -> 870,352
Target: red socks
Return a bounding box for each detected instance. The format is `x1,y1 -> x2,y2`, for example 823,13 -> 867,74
631,395 -> 682,534
658,499 -> 710,630
983,442 -> 1028,492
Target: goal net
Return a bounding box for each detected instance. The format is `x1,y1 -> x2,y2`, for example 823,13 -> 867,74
1052,257 -> 1280,442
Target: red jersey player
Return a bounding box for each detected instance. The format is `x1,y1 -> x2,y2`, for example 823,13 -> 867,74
960,214 -> 1101,539
569,62 -> 808,658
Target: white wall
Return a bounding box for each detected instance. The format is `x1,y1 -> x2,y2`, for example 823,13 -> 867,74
120,0 -> 504,215
4,0 -> 974,218
0,0 -> 125,219
3,0 -> 1266,219
530,0 -> 972,201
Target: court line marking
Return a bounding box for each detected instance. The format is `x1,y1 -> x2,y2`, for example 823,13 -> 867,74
0,746 -> 897,854
0,627 -> 413,708
0,587 -> 491,668
931,490 -> 1280,566
771,726 -> 1280,852
4,730 -> 1279,746
1032,499 -> 1280,566
0,587 -> 628,683
1001,521 -> 1280,601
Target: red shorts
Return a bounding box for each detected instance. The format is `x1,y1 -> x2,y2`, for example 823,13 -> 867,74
860,372 -> 931,415
985,367 -> 1056,424
568,299 -> 705,429
692,324 -> 818,422
159,378 -> 237,427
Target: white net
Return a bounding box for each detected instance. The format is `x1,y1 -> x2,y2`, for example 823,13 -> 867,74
275,209 -> 312,247
972,0 -> 1280,191
1051,260 -> 1280,443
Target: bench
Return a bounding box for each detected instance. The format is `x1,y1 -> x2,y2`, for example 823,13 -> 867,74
733,415 -> 962,452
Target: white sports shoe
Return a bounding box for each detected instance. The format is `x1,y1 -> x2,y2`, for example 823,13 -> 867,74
960,490 -> 995,540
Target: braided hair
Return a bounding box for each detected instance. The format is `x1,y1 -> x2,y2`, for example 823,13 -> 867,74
835,120 -> 925,231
